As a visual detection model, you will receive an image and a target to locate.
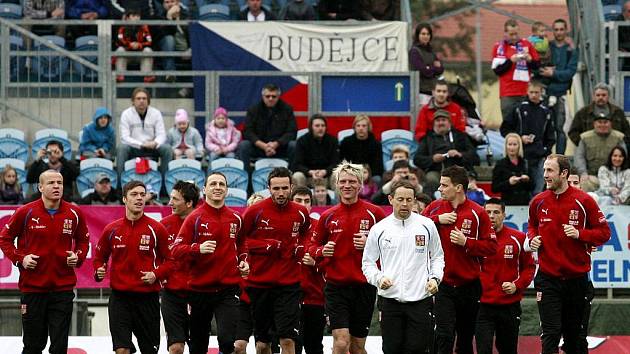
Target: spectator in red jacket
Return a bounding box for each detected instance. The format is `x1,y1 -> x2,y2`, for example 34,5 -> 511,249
0,170 -> 90,354
242,167 -> 310,354
309,161 -> 386,354
422,165 -> 497,354
115,8 -> 155,83
476,198 -> 535,354
160,180 -> 200,354
414,79 -> 467,142
93,180 -> 171,354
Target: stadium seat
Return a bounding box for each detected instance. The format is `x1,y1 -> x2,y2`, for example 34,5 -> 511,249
121,158 -> 163,195
0,3 -> 22,19
297,128 -> 308,139
252,158 -> 289,192
0,128 -> 28,162
31,128 -> 72,160
210,158 -> 248,191
73,35 -> 98,80
8,35 -> 25,80
76,158 -> 118,195
32,35 -> 68,81
603,4 -> 622,21
381,129 -> 418,162
257,189 -> 270,198
80,188 -> 94,198
199,4 -> 231,20
337,129 -> 354,143
225,187 -> 247,206
0,158 -> 26,187
165,159 -> 205,193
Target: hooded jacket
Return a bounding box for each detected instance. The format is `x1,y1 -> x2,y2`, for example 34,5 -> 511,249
205,118 -> 242,154
167,125 -> 204,153
79,107 -> 115,155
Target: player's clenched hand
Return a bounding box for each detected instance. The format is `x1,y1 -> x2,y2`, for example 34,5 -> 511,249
438,212 -> 457,225
323,241 -> 336,257
22,254 -> 39,270
449,227 -> 466,246
378,277 -> 393,290
426,278 -> 439,295
238,261 -> 249,277
502,282 -> 517,294
353,232 -> 367,250
66,251 -> 78,267
302,253 -> 315,266
529,235 -> 542,251
140,271 -> 157,284
95,265 -> 107,280
199,240 -> 217,254
563,224 -> 579,239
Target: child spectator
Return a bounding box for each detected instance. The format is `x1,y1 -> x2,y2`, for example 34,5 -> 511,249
528,21 -> 551,67
205,107 -> 241,162
312,178 -> 332,206
79,107 -> 115,160
167,109 -> 204,159
247,192 -> 265,206
0,165 -> 24,205
466,170 -> 490,205
359,164 -> 378,200
390,144 -> 410,162
115,8 -> 155,83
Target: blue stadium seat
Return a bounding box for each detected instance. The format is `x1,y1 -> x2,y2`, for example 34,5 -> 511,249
77,158 -> 118,195
80,188 -> 94,199
251,158 -> 288,192
0,3 -> 22,19
225,187 -> 247,206
603,4 -> 622,21
381,129 -> 418,162
121,159 -> 163,194
476,129 -> 505,162
210,158 -> 248,191
32,35 -> 68,81
199,4 -> 231,20
73,35 -> 98,80
297,128 -> 308,139
337,129 -> 354,143
31,128 -> 72,160
165,159 -> 205,193
0,128 -> 28,162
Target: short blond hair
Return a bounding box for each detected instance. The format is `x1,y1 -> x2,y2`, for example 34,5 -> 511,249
353,114 -> 372,132
247,193 -> 265,206
391,144 -> 410,159
332,160 -> 364,192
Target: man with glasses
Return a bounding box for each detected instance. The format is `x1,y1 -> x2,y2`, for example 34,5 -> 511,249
238,83 -> 297,170
538,18 -> 578,154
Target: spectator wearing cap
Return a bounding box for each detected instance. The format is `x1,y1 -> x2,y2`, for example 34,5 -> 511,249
167,108 -> 204,160
79,173 -> 122,205
79,107 -> 115,160
574,114 -> 627,192
414,109 -> 479,196
205,107 -> 241,162
569,83 -> 630,148
291,114 -> 339,187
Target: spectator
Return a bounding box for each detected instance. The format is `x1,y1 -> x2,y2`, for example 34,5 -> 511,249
528,21 -> 551,68
239,0 -> 277,21
568,83 -> 630,147
359,164 -> 378,200
279,0 -> 316,20
154,0 -> 189,83
317,0 -> 362,20
492,133 -> 532,205
409,23 -> 444,101
116,87 -> 172,177
79,107 -> 115,160
26,140 -> 79,202
247,192 -> 265,206
538,18 -> 578,155
339,114 -> 384,181
0,165 -> 24,205
596,146 -> 630,205
79,173 -> 122,205
167,109 -> 204,160
115,9 -> 155,83
66,0 -> 108,37
108,0 -> 157,19
414,193 -> 432,213
413,109 -> 479,196
500,80 -> 555,195
23,0 -> 65,38
144,183 -> 162,205
292,114 -> 339,187
205,107 -> 241,162
491,19 -> 540,121
616,1 -> 630,70
371,159 -> 422,205
574,114 -> 626,192
466,170 -> 490,206
312,178 -> 332,206
360,0 -> 400,20
414,79 -> 466,142
238,83 -> 297,169
390,144 -> 409,162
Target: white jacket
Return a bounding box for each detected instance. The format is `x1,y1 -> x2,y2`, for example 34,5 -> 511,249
362,213 -> 444,302
120,106 -> 167,149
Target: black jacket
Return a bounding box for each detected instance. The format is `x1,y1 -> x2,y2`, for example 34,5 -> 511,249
26,157 -> 79,202
500,99 -> 555,160
292,133 -> 339,177
491,157 -> 533,205
339,133 -> 384,177
239,7 -> 277,20
79,189 -> 122,205
413,129 -> 479,173
244,99 -> 296,147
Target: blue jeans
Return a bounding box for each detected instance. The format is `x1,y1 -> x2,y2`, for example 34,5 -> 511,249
159,35 -> 176,72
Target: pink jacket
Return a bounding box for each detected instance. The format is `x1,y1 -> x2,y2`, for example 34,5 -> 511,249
205,119 -> 241,154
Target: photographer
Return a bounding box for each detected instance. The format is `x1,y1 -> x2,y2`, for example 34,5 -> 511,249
26,140 -> 79,202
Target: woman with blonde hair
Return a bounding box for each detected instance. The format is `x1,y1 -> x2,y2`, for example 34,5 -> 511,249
339,114 -> 384,183
491,133 -> 533,205
0,165 -> 24,205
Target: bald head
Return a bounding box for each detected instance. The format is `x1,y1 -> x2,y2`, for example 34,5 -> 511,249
39,169 -> 63,185
38,170 -> 64,203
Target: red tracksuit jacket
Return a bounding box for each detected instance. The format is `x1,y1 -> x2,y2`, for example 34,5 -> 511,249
160,213 -> 189,293
93,214 -> 171,292
242,198 -> 310,288
309,199 -> 386,286
414,101 -> 467,141
423,198 -> 497,286
528,186 -> 610,278
171,203 -> 246,292
0,199 -> 89,292
301,217 -> 325,306
480,226 -> 535,305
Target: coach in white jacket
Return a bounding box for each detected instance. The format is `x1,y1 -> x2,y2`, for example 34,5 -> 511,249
116,87 -> 173,177
362,180 -> 444,354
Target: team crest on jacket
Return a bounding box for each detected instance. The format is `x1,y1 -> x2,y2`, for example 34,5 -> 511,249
461,219 -> 472,235
139,234 -> 151,251
415,235 -> 425,247
504,245 -> 514,259
291,221 -> 300,237
359,219 -> 370,233
229,223 -> 237,239
568,210 -> 579,226
62,219 -> 74,235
